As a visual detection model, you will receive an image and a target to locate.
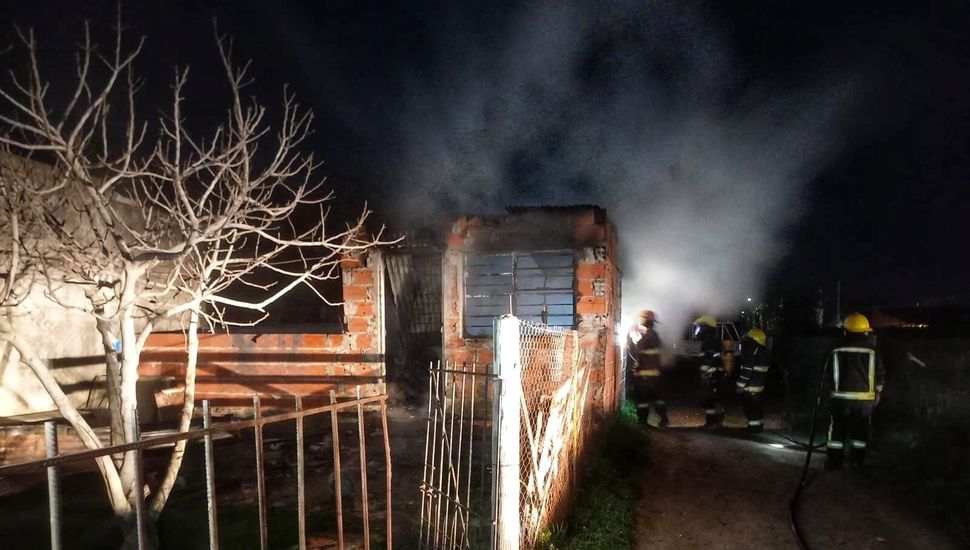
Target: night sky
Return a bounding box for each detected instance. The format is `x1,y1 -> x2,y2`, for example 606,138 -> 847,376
2,0 -> 969,311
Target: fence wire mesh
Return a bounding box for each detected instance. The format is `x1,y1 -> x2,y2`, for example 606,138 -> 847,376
517,320 -> 591,548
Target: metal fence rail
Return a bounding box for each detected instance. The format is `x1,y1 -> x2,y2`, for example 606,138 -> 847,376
418,362 -> 499,550
0,390 -> 393,550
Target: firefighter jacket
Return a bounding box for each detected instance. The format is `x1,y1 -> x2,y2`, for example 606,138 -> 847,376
737,339 -> 770,393
696,325 -> 722,374
830,333 -> 885,401
627,324 -> 662,376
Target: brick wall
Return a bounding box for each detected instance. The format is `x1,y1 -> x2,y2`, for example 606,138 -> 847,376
441,207 -> 622,421
139,250 -> 386,416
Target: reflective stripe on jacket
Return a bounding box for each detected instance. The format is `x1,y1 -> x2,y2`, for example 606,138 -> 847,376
737,339 -> 770,393
830,334 -> 884,401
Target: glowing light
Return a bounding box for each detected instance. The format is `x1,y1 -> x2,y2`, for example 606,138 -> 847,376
746,297 -> 753,302
768,443 -> 785,449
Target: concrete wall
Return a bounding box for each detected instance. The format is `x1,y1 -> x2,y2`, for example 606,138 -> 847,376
441,207 -> 622,420
0,287 -> 105,417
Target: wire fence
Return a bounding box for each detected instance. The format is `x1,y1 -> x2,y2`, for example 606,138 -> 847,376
517,320 -> 590,547
420,315 -> 593,550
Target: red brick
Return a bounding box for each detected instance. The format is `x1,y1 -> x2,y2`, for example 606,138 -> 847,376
326,334 -> 346,348
340,256 -> 363,269
570,209 -> 598,226
447,233 -> 465,248
354,333 -> 373,350
349,301 -> 375,317
303,334 -> 326,348
576,280 -> 594,297
347,316 -> 370,333
343,285 -> 369,301
577,296 -> 606,315
352,269 -> 374,285
446,335 -> 465,350
573,224 -> 606,244
451,350 -> 473,365
576,263 -> 606,280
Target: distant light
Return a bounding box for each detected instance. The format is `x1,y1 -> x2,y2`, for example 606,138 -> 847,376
768,443 -> 785,449
746,297 -> 752,302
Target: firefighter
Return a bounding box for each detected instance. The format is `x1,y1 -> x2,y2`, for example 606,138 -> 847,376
825,313 -> 885,469
736,328 -> 771,433
626,309 -> 668,427
693,315 -> 725,428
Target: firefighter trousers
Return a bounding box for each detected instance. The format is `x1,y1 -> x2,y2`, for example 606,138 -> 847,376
633,374 -> 668,427
741,390 -> 765,432
826,399 -> 874,469
700,369 -> 725,427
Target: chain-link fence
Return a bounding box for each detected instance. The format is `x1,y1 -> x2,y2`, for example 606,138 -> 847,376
517,319 -> 590,547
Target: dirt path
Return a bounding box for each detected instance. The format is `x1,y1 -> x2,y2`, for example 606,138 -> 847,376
634,405 -> 958,549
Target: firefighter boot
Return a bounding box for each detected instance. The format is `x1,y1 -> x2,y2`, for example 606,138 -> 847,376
704,406 -> 725,429
647,401 -> 669,428
656,401 -> 670,427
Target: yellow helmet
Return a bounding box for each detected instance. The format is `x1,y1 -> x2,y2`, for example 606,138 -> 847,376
693,315 -> 716,328
639,309 -> 657,323
844,313 -> 872,333
745,328 -> 767,347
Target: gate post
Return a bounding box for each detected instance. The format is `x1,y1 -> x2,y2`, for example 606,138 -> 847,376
493,315 -> 521,550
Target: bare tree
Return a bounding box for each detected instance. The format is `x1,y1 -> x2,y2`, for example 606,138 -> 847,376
0,15 -> 387,539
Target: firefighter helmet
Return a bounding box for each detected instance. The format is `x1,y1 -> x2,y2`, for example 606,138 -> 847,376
639,309 -> 657,324
745,328 -> 767,347
693,315 -> 717,328
844,313 -> 872,333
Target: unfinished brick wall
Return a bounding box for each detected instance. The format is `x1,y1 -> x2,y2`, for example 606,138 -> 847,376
441,207 -> 622,421
139,250 -> 386,416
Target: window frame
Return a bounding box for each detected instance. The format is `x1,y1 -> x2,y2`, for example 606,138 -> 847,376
463,250 -> 576,338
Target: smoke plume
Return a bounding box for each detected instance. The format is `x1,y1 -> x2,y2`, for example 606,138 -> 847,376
390,1 -> 858,338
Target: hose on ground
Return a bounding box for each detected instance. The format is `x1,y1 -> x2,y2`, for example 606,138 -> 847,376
789,357 -> 830,550
769,430 -> 825,451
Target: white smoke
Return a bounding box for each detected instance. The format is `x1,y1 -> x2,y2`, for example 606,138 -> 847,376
390,1 -> 859,340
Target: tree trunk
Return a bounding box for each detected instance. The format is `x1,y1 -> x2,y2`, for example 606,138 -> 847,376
0,317 -> 131,517
119,312 -> 141,507
97,318 -> 125,449
149,309 -> 199,516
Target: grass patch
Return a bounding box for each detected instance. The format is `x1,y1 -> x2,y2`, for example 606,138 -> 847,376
618,399 -> 639,427
537,414 -> 644,550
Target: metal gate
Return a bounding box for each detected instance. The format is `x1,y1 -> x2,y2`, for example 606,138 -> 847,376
418,362 -> 499,549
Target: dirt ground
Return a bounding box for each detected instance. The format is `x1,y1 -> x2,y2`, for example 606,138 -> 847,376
633,399 -> 960,549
